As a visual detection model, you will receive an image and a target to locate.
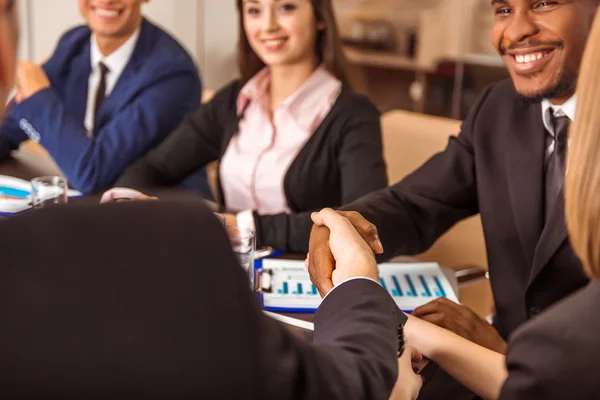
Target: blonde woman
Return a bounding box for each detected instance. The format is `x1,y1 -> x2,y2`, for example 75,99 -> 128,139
398,9 -> 600,400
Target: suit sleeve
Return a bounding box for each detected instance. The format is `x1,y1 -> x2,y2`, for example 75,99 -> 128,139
8,62 -> 201,194
115,84 -> 236,190
253,100 -> 388,253
260,279 -> 405,399
0,102 -> 33,159
340,86 -> 496,260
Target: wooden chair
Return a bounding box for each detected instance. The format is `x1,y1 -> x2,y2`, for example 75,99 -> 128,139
381,109 -> 493,317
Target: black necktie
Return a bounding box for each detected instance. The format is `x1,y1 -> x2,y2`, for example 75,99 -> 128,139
93,62 -> 109,134
545,110 -> 570,221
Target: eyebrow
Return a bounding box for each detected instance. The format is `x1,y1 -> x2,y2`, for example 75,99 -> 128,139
491,0 -> 508,5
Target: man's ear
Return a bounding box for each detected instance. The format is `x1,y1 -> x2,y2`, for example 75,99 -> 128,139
317,21 -> 326,31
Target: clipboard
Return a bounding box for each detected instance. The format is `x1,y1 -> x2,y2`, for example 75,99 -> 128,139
255,258 -> 459,313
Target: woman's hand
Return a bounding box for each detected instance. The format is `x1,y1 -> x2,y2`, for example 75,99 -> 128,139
389,345 -> 423,400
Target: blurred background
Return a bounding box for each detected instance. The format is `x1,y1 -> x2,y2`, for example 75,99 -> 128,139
17,0 -> 509,120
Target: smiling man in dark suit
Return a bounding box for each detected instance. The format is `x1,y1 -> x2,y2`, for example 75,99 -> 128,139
308,0 -> 600,398
0,0 -> 201,194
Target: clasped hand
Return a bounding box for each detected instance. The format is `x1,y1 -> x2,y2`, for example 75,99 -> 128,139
307,209 -> 507,354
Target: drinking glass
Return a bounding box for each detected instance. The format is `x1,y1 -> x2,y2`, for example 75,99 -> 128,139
226,226 -> 256,289
31,176 -> 68,208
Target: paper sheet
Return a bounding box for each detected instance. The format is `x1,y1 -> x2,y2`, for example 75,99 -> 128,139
260,259 -> 459,312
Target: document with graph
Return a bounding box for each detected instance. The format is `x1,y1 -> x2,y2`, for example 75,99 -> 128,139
258,259 -> 459,312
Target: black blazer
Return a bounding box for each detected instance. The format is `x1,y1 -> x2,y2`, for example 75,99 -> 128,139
116,80 -> 387,253
499,281 -> 600,399
345,79 -> 589,340
0,200 -> 405,398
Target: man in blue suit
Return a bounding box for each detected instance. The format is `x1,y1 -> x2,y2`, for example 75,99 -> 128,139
0,0 -> 201,194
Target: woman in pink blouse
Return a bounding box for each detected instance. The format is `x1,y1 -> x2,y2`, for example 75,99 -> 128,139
113,0 -> 387,253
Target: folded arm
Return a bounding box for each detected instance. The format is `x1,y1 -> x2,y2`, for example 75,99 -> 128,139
9,68 -> 200,193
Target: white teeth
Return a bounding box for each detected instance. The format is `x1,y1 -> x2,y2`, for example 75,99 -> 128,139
95,8 -> 119,18
515,52 -> 546,64
265,39 -> 284,47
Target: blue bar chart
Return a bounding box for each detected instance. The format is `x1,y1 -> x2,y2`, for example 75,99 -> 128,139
262,260 -> 458,312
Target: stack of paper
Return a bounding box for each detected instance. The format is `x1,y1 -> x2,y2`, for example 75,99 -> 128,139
259,259 -> 458,312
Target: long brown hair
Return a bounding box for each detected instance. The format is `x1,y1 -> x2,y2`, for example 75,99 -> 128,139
565,10 -> 600,279
235,0 -> 353,87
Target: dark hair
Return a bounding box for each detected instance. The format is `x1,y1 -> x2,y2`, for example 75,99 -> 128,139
235,0 -> 353,87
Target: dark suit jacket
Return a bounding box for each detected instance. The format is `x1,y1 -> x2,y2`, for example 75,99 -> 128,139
499,281 -> 600,399
0,200 -> 404,398
116,81 -> 388,253
345,78 -> 589,340
0,19 -> 201,194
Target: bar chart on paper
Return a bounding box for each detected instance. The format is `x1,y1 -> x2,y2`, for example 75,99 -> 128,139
259,259 -> 458,312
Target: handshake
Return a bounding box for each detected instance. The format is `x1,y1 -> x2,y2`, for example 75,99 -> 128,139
307,208 -> 423,400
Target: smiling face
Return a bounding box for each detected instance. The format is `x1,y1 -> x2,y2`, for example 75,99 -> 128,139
490,0 -> 599,103
79,0 -> 146,42
242,0 -> 321,69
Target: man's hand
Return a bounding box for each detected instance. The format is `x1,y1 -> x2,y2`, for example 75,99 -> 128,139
412,298 -> 507,354
389,346 -> 423,400
220,213 -> 237,227
307,209 -> 380,295
15,61 -> 51,103
308,210 -> 383,296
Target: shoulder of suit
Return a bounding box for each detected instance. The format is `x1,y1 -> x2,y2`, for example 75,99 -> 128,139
138,18 -> 197,70
334,85 -> 380,117
487,78 -> 520,99
49,24 -> 92,59
201,80 -> 243,118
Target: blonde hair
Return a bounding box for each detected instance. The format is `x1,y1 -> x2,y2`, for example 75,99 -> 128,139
565,10 -> 600,279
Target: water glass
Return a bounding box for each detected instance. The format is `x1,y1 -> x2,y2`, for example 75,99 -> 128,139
31,176 -> 68,208
226,226 -> 256,289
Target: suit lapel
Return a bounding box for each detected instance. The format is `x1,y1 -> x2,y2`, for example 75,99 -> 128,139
65,48 -> 91,125
95,20 -> 152,131
530,184 -> 568,285
506,101 -> 545,269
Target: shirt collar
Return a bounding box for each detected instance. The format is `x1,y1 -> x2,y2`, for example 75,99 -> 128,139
90,27 -> 141,76
235,65 -> 341,119
541,94 -> 577,136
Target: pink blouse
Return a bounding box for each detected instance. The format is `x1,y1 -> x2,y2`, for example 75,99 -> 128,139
219,66 -> 342,223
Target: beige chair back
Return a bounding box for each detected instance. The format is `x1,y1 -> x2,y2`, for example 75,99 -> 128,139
380,110 -> 488,270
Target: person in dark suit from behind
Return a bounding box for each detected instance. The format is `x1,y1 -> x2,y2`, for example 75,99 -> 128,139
308,0 -> 599,398
398,11 -> 600,399
0,0 -> 201,194
0,203 -> 423,399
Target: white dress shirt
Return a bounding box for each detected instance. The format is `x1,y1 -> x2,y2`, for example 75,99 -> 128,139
84,29 -> 141,133
541,94 -> 577,162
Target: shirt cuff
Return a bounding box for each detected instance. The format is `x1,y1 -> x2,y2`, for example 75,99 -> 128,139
236,209 -> 256,232
322,276 -> 381,301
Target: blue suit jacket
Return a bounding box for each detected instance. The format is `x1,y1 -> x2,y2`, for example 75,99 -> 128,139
0,19 -> 201,193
